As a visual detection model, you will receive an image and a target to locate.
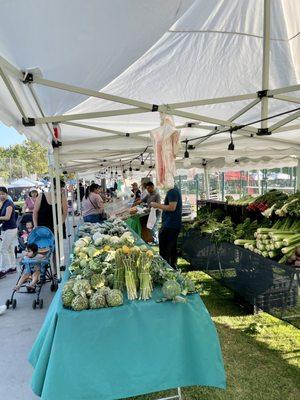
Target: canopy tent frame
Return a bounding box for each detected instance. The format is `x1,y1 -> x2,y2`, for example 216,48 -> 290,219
0,3 -> 299,186
0,55 -> 299,169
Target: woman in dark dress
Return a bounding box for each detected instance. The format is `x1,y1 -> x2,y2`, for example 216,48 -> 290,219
0,187 -> 17,278
33,180 -> 68,233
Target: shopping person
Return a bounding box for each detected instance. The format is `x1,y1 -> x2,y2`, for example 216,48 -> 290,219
82,183 -> 105,223
138,182 -> 161,244
22,189 -> 39,214
150,185 -> 182,268
33,179 -> 68,233
131,182 -> 141,205
0,186 -> 17,278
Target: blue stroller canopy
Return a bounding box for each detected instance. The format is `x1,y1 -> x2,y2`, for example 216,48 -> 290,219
28,227 -> 55,249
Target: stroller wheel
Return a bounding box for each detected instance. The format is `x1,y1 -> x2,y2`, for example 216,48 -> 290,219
39,299 -> 44,309
32,300 -> 37,309
50,282 -> 58,292
12,299 -> 17,309
6,299 -> 10,309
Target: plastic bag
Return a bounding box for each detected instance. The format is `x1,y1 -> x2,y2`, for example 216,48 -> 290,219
147,207 -> 157,229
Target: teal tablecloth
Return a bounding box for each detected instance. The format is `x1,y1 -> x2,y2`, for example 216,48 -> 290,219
29,271 -> 226,400
126,215 -> 142,237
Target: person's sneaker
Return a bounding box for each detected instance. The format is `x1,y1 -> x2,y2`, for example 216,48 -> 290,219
6,267 -> 17,274
0,271 -> 7,279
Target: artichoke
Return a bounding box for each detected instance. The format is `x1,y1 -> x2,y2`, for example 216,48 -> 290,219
89,259 -> 102,272
97,286 -> 111,297
71,294 -> 89,311
62,279 -> 75,294
73,279 -> 91,297
106,289 -> 123,307
90,273 -> 105,290
106,273 -> 114,288
162,280 -> 181,300
89,292 -> 106,309
82,267 -> 94,279
62,289 -> 75,308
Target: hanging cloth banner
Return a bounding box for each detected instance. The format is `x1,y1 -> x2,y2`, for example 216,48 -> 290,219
150,113 -> 180,188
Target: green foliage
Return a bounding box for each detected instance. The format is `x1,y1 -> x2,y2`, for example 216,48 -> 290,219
0,140 -> 48,180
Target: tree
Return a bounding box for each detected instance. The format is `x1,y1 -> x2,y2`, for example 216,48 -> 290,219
0,140 -> 48,182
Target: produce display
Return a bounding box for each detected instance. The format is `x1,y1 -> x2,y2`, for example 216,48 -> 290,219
234,217 -> 300,265
189,191 -> 300,267
63,217 -> 195,311
246,189 -> 288,213
226,195 -> 255,206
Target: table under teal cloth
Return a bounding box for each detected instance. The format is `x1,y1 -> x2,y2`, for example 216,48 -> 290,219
28,270 -> 226,400
126,215 -> 142,237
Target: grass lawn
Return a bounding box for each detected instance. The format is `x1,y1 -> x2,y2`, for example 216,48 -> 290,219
128,259 -> 300,400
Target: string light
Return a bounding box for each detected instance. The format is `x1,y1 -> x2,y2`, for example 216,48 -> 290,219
140,154 -> 145,172
183,139 -> 191,168
228,130 -> 235,151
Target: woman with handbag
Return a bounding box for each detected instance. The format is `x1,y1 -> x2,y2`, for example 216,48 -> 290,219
0,186 -> 17,278
82,183 -> 105,223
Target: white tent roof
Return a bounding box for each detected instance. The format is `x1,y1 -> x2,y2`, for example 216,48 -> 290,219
0,0 -> 299,173
8,177 -> 38,188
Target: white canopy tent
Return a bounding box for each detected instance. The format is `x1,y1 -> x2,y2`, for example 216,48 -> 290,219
0,0 -> 299,173
1,0 -> 300,274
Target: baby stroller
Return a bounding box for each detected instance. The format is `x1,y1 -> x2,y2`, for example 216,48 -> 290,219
6,226 -> 58,310
15,212 -> 34,256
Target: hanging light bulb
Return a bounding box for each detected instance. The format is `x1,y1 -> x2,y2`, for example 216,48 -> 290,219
228,130 -> 235,151
183,139 -> 191,168
129,162 -> 133,178
140,154 -> 146,172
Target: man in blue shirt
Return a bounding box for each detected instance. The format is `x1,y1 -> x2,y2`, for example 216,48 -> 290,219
150,185 -> 182,268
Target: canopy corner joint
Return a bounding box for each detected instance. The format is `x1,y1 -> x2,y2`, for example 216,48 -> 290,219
22,71 -> 34,84
257,89 -> 268,99
22,117 -> 35,126
257,128 -> 271,136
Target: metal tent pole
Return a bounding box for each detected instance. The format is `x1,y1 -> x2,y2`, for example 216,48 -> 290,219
204,166 -> 210,199
65,208 -> 71,255
261,0 -> 271,129
53,149 -> 66,277
76,173 -> 81,214
48,156 -> 60,280
296,159 -> 300,191
71,188 -> 76,240
221,172 -> 225,201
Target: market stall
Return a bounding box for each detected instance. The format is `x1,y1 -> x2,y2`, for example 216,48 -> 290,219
182,190 -> 300,327
29,218 -> 226,400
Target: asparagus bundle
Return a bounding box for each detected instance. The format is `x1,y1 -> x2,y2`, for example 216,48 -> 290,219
138,250 -> 154,301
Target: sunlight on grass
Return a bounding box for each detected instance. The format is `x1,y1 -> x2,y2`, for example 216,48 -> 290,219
128,261 -> 300,400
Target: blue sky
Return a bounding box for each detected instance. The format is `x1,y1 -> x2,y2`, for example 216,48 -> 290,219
0,123 -> 25,148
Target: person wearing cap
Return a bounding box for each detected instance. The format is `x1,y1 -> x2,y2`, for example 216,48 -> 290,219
131,182 -> 141,205
141,182 -> 161,244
